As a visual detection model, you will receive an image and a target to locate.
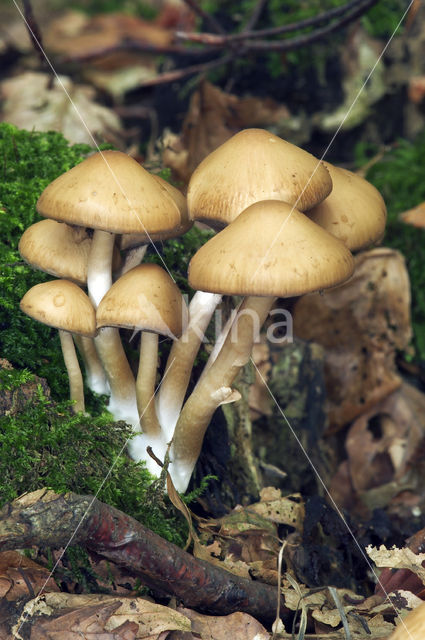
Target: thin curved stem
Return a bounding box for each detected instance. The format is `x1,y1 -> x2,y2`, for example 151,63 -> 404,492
59,330 -> 85,414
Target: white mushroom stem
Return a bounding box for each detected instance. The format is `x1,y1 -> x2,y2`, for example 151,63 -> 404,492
58,329 -> 86,414
120,244 -> 148,277
156,291 -> 222,440
88,229 -> 138,424
87,230 -> 115,307
73,335 -> 109,395
95,326 -> 139,427
170,295 -> 276,492
136,331 -> 162,437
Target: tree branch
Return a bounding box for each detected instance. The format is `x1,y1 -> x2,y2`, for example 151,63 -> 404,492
135,54 -> 234,89
241,0 -> 269,33
181,0 -> 226,34
0,489 -> 288,624
175,0 -> 380,46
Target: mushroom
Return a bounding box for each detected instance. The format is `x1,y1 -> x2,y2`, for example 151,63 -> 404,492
157,128 -> 333,435
19,219 -> 92,286
18,219 -> 110,395
118,174 -> 192,275
186,127 -> 333,228
306,163 -> 387,251
20,279 -> 96,413
96,263 -> 188,473
36,150 -> 181,426
169,199 -> 355,492
389,601 -> 425,639
36,150 -> 181,306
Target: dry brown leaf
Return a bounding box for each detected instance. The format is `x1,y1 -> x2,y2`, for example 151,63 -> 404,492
367,545 -> 425,584
330,382 -> 425,514
248,561 -> 279,585
17,593 -> 191,639
0,551 -> 59,602
163,80 -> 290,184
173,607 -> 270,640
400,201 -> 425,228
409,76 -> 425,104
1,72 -> 122,146
293,247 -> 411,432
247,493 -> 305,533
44,11 -> 173,61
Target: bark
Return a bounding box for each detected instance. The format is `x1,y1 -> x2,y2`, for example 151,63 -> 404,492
0,490 -> 288,624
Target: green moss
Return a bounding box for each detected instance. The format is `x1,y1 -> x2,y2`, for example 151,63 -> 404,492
0,366 -> 34,391
0,124 -> 97,398
0,387 -> 187,545
356,133 -> 425,361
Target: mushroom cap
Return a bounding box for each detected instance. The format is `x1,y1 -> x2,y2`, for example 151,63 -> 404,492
20,280 -> 96,337
389,600 -> 425,639
187,128 -> 332,228
19,220 -> 92,285
96,263 -> 188,339
119,174 -> 192,250
188,200 -> 354,297
19,219 -> 122,284
306,163 -> 387,251
37,150 -> 181,235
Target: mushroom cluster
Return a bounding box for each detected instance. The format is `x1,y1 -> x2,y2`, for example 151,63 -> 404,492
19,130 -> 386,492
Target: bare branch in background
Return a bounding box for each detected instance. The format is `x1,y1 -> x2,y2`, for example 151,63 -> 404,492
21,0 -> 46,66
57,0 -> 383,88
176,0 -> 380,46
135,54 -> 234,89
181,0 -> 227,34
241,0 -> 269,33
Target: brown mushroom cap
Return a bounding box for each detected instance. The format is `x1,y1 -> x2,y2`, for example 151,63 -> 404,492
19,219 -> 92,285
19,219 -> 122,284
20,280 -> 96,337
96,263 -> 188,339
306,163 -> 387,251
187,128 -> 332,228
37,150 -> 181,235
389,600 -> 425,639
188,200 -> 354,297
119,174 -> 192,250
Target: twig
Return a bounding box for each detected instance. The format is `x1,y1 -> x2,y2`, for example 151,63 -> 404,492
21,0 -> 46,67
60,40 -> 213,64
242,0 -> 269,33
135,54 -> 233,89
176,0 -> 380,45
181,0 -> 226,34
232,0 -> 381,52
0,489 -> 289,623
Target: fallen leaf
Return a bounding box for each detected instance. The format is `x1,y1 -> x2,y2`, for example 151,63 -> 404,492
293,247 -> 411,432
163,80 -> 290,184
367,545 -> 425,584
0,551 -> 59,601
17,593 -> 192,639
400,201 -> 425,228
173,607 -> 270,640
330,382 -> 425,514
1,71 -> 122,146
248,493 -> 305,533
